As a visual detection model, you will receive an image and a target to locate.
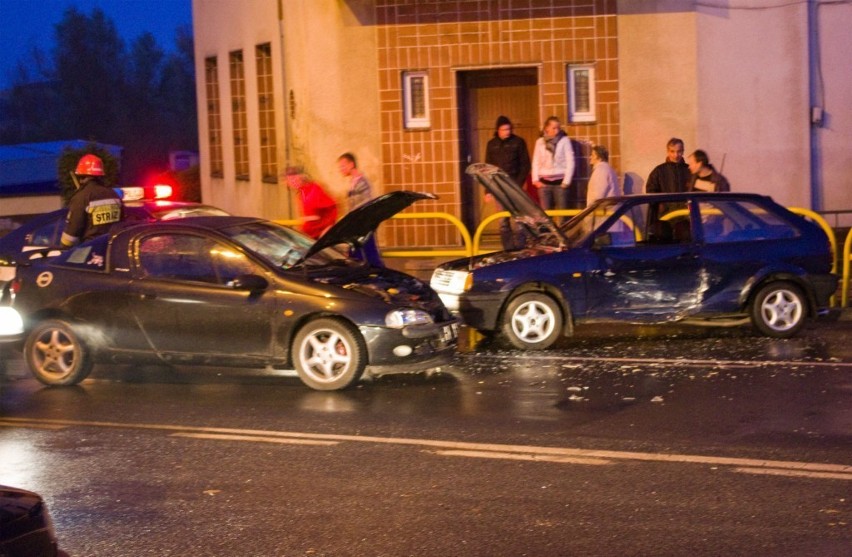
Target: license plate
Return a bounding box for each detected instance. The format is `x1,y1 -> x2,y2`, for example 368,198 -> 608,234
441,323 -> 458,342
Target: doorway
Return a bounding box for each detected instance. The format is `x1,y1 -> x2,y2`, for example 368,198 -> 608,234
457,68 -> 539,236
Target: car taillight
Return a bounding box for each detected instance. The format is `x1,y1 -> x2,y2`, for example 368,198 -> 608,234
10,277 -> 21,295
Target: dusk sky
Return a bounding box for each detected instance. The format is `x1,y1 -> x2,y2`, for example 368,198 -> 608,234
1,0 -> 192,89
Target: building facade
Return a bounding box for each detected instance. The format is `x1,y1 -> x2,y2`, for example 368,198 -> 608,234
192,0 -> 851,249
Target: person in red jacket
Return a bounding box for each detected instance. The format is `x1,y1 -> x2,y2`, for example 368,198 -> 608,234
284,166 -> 338,239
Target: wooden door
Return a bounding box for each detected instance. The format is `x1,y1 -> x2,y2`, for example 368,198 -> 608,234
458,69 -> 538,238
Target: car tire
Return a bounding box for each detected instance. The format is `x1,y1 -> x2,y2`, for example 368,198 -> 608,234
24,319 -> 94,386
292,318 -> 366,391
750,281 -> 807,338
501,292 -> 563,350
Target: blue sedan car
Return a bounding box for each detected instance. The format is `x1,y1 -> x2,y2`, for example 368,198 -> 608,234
431,164 -> 837,350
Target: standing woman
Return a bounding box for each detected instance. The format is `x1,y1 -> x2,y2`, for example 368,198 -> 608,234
531,116 -> 575,212
587,145 -> 622,205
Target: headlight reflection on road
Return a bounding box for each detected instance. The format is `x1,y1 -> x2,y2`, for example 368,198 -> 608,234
0,437 -> 40,488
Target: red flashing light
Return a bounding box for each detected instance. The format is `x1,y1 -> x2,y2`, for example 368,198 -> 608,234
152,184 -> 173,199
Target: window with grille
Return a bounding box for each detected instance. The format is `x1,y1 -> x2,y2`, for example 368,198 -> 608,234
205,57 -> 224,177
229,50 -> 249,180
567,64 -> 596,123
402,70 -> 430,129
256,43 -> 278,183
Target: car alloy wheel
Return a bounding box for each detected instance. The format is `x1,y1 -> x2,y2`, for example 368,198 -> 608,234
24,319 -> 94,386
292,318 -> 366,390
750,281 -> 806,338
501,292 -> 563,350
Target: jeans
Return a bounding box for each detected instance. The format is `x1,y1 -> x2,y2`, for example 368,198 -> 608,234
538,182 -> 567,211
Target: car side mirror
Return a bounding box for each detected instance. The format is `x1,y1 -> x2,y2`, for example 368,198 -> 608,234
230,274 -> 268,292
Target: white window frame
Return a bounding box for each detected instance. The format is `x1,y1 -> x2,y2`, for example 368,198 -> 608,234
402,70 -> 431,129
567,64 -> 596,123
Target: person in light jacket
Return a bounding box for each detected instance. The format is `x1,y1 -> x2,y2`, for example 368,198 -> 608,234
587,145 -> 622,205
531,116 -> 575,212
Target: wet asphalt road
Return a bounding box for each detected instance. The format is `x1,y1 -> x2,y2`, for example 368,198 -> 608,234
1,318 -> 851,556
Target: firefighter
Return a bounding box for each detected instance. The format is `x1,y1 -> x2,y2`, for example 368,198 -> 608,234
60,154 -> 122,247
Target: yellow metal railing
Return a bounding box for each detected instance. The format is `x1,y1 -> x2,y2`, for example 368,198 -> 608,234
382,212 -> 473,259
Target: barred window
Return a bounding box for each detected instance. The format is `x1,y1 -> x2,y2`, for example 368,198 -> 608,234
229,50 -> 249,180
256,43 -> 278,183
567,64 -> 596,123
204,57 -> 224,177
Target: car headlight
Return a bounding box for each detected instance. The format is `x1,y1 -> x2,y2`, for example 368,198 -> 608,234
0,307 -> 24,336
430,269 -> 472,295
385,309 -> 434,328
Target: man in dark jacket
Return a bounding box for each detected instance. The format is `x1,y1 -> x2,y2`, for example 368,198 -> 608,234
686,149 -> 731,192
484,115 -> 531,250
646,137 -> 690,193
60,154 -> 122,247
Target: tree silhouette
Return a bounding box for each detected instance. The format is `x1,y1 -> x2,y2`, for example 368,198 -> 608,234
0,7 -> 197,192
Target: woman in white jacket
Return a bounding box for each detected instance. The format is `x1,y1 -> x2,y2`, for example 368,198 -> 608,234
531,116 -> 575,212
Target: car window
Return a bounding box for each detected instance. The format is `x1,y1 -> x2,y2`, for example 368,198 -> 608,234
562,200 -> 623,246
698,200 -> 799,244
138,233 -> 258,286
593,200 -> 693,248
28,219 -> 63,248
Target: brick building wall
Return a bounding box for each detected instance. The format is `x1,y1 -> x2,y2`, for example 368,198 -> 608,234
376,0 -> 619,247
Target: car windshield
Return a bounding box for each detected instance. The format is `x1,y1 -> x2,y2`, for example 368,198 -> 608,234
559,199 -> 625,245
220,221 -> 346,269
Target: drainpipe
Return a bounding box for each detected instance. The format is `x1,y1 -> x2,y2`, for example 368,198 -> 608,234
278,0 -> 294,219
807,0 -> 823,210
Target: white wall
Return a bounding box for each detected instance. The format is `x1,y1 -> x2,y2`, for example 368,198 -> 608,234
193,0 -> 381,220
816,1 -> 852,219
618,1 -> 844,211
617,1 -> 698,194
695,1 -> 811,208
193,0 -> 292,219
279,0 -> 380,201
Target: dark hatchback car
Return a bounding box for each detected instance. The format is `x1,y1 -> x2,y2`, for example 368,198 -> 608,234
431,164 -> 837,349
6,191 -> 458,390
0,195 -> 229,289
0,485 -> 65,557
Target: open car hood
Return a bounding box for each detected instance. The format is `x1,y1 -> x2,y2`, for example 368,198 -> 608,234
465,163 -> 568,246
301,190 -> 437,262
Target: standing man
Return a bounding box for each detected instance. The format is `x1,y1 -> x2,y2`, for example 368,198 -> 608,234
484,115 -> 531,250
60,154 -> 122,247
686,150 -> 731,192
531,116 -> 575,212
284,166 -> 338,240
646,138 -> 690,193
587,145 -> 622,205
337,152 -> 383,266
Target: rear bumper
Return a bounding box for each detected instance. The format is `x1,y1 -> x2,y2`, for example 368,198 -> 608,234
809,273 -> 839,307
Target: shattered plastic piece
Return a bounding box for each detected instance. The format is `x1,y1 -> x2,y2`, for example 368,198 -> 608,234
651,396 -> 664,403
